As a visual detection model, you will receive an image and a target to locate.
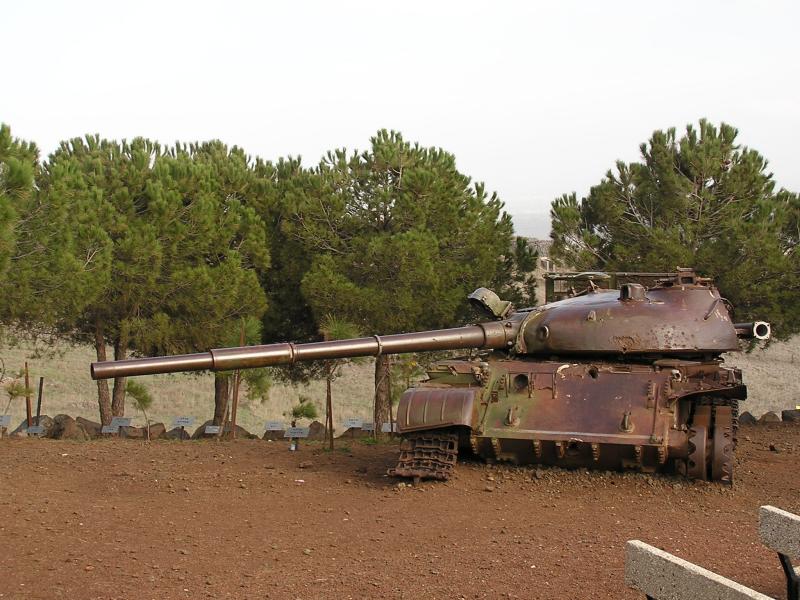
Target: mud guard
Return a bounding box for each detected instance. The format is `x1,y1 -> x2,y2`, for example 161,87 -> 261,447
396,387 -> 479,433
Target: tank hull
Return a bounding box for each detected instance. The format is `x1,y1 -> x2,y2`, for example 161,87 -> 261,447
394,354 -> 744,482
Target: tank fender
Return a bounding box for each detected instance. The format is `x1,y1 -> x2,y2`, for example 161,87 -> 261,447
396,387 -> 479,433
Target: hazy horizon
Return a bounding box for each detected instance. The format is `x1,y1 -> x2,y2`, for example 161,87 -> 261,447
3,1 -> 797,242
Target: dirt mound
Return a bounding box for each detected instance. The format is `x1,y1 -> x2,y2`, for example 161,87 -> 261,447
48,414 -> 89,441
262,429 -> 285,441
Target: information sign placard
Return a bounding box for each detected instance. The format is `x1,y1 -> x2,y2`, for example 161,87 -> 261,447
343,417 -> 362,429
284,427 -> 309,438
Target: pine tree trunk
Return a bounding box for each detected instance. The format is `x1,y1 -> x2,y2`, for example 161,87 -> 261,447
213,374 -> 230,426
93,322 -> 113,426
111,338 -> 127,417
326,366 -> 334,451
374,355 -> 390,440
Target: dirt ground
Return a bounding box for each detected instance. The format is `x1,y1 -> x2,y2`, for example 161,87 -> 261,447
1,424 -> 798,600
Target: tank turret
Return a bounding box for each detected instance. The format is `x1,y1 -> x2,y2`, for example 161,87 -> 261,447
91,269 -> 769,484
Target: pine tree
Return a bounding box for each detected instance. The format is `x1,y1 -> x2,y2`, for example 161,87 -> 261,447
288,130 -> 514,435
39,136 -> 269,424
0,124 -> 37,281
550,120 -> 800,336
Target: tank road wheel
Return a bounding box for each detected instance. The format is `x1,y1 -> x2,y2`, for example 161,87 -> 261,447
388,429 -> 459,482
711,404 -> 735,485
686,398 -> 738,484
687,403 -> 712,480
687,424 -> 709,480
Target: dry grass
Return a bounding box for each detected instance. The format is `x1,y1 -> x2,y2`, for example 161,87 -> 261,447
724,336 -> 800,417
0,340 -> 377,434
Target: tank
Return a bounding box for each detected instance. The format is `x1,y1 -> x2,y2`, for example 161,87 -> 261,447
91,268 -> 770,484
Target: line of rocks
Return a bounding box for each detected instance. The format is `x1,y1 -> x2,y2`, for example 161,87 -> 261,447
4,415 -> 359,442
740,409 -> 800,424
10,410 -> 796,442
10,415 -> 242,441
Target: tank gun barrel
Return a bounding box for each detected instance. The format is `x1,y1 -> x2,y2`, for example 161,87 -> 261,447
90,321 -> 519,380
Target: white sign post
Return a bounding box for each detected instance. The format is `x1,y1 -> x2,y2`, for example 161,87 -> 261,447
265,421 -> 284,431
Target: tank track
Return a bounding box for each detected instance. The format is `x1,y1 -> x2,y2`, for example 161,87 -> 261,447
388,429 -> 458,482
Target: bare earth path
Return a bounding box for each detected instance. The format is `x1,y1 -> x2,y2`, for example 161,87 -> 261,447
1,423 -> 798,599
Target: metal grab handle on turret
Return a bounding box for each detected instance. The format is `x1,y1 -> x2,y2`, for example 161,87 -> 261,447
90,321 -> 521,380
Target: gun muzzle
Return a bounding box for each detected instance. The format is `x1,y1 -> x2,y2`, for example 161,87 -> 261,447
734,321 -> 771,340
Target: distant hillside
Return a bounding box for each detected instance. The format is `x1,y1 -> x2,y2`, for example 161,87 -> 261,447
724,337 -> 800,417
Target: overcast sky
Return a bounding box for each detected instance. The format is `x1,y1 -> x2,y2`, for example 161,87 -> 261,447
4,1 -> 799,238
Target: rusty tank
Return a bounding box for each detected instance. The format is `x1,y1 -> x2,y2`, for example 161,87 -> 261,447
90,268 -> 770,484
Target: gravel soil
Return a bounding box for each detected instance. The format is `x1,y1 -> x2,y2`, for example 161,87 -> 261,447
1,423 -> 798,599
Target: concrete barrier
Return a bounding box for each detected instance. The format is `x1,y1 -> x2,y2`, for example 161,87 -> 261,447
759,505 -> 799,600
625,540 -> 772,600
760,505 -> 800,559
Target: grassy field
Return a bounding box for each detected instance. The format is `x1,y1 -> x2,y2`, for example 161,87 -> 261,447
724,336 -> 800,417
1,335 -> 796,434
0,340 -> 377,434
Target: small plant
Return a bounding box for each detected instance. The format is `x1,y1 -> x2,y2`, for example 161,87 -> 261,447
2,370 -> 32,417
126,380 -> 154,441
290,399 -> 318,424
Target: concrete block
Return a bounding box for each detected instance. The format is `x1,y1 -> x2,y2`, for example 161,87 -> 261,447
759,505 -> 800,558
625,540 -> 772,600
